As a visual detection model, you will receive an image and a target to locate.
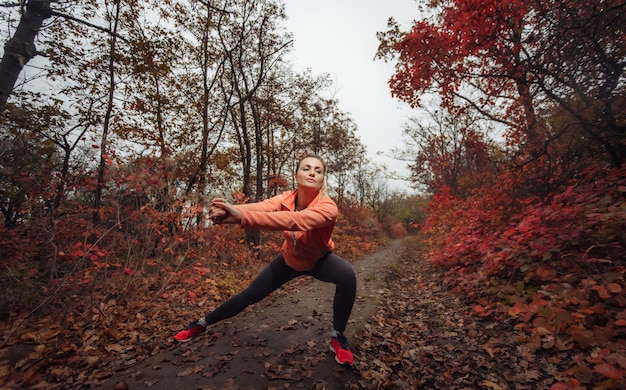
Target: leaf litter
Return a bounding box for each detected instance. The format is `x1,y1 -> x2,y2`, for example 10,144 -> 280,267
2,236 -> 621,389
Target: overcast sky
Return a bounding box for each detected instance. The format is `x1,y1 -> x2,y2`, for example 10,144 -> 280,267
283,0 -> 420,192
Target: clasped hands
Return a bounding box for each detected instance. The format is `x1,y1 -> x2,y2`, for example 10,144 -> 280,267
209,198 -> 242,225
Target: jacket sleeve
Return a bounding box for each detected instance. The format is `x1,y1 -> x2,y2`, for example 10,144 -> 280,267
234,194 -> 284,213
239,199 -> 338,231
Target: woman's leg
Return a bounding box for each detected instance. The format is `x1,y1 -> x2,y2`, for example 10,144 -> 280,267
203,254 -> 301,325
308,253 -> 356,333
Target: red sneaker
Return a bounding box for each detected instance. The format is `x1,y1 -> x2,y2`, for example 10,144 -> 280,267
330,332 -> 354,366
173,321 -> 205,342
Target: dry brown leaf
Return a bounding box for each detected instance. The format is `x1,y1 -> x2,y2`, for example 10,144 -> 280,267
483,343 -> 496,358
105,343 -> 126,353
176,365 -> 204,377
480,380 -> 505,390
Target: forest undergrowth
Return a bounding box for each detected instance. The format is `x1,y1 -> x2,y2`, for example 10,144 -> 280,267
2,230 -> 624,389
357,236 -> 626,389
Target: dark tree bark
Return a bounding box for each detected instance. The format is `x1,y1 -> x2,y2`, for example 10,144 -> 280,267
0,1 -> 52,115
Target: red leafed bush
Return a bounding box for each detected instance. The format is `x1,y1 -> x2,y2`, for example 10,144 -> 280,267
422,165 -> 625,277
422,165 -> 626,387
388,222 -> 407,239
333,201 -> 386,259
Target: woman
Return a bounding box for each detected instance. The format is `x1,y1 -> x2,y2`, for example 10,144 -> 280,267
173,154 -> 357,366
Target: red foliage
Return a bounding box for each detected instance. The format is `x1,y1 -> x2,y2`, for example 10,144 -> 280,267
382,0 -> 626,167
388,222 -> 407,239
333,202 -> 386,259
422,165 -> 626,387
389,0 -> 526,109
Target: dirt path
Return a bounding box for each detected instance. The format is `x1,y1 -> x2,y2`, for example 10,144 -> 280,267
104,240 -> 407,390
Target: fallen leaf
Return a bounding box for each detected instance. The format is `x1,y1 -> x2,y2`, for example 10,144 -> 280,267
480,380 -> 504,389
483,344 -> 496,358
594,362 -> 624,379
176,365 -> 204,377
105,344 -> 126,353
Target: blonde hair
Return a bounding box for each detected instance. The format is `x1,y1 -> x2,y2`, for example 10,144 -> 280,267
297,153 -> 328,197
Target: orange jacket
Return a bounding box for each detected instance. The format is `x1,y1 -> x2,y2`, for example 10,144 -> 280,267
235,190 -> 338,271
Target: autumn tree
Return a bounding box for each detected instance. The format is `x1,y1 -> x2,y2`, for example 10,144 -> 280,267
380,2 -> 626,387
0,0 -> 388,275
398,105 -> 499,197
0,1 -> 136,276
140,0 -> 237,209
114,0 -> 235,229
322,107 -> 366,204
257,70 -> 330,198
377,0 -> 626,173
1,0 -> 100,218
212,0 -> 283,202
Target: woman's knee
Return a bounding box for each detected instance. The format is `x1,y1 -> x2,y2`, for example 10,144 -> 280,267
337,263 -> 356,289
345,269 -> 357,289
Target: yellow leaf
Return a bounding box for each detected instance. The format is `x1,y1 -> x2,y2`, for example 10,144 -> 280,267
480,380 -> 504,390
105,343 -> 126,353
176,365 -> 204,377
0,362 -> 10,377
482,344 -> 496,358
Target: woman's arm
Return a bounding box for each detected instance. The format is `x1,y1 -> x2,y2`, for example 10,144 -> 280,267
209,198 -> 241,224
240,199 -> 338,231
209,193 -> 287,225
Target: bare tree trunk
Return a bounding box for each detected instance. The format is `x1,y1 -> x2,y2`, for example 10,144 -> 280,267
93,3 -> 120,224
0,0 -> 52,116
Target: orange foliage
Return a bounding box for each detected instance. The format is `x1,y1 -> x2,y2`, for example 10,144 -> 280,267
332,202 -> 386,259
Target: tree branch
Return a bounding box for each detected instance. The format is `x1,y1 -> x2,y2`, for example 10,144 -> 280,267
50,10 -> 128,42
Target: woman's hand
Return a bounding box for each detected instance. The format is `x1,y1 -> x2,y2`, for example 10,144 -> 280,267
209,198 -> 242,225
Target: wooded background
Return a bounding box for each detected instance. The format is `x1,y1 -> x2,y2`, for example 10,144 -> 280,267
0,0 -> 418,290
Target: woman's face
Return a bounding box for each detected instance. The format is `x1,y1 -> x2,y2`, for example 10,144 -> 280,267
295,157 -> 325,191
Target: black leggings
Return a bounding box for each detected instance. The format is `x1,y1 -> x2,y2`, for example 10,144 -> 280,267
204,253 -> 356,332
